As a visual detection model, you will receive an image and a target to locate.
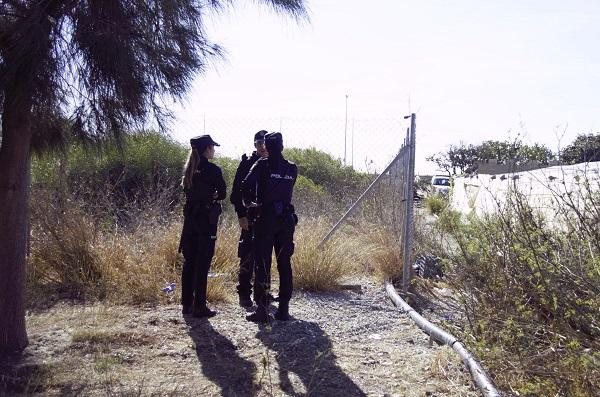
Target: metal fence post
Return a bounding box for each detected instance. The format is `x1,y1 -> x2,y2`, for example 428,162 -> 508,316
402,113 -> 416,293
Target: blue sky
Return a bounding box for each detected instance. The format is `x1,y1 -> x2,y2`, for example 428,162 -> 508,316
172,0 -> 600,173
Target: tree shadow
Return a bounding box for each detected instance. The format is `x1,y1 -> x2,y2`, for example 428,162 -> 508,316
256,319 -> 366,397
185,317 -> 257,397
0,356 -> 57,396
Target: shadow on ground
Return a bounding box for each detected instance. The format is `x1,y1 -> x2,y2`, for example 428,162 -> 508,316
256,318 -> 367,397
0,353 -> 73,396
185,317 -> 258,397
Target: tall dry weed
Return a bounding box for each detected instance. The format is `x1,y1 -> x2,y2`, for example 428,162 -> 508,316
291,218 -> 358,291
28,186 -> 242,305
93,223 -> 182,304
424,184 -> 600,396
362,225 -> 404,282
29,189 -> 106,300
205,220 -> 240,302
29,181 -> 399,306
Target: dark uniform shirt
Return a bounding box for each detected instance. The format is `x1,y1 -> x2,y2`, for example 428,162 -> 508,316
230,151 -> 261,218
182,156 -> 226,233
241,156 -> 297,211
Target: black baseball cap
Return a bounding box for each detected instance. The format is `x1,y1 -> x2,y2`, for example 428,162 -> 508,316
254,130 -> 267,143
264,132 -> 283,144
190,134 -> 220,148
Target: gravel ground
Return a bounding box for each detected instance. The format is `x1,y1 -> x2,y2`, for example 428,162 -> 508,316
1,281 -> 479,396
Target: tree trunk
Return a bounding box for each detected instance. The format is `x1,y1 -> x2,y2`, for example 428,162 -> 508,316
0,93 -> 33,356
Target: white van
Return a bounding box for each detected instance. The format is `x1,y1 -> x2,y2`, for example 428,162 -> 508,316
431,175 -> 451,195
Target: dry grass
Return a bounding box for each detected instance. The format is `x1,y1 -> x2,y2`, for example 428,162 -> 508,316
28,188 -> 408,305
363,225 -> 404,282
28,191 -> 241,306
94,223 -> 182,304
206,221 -> 240,302
71,329 -> 158,354
28,192 -> 107,301
291,218 -> 359,291
429,346 -> 475,396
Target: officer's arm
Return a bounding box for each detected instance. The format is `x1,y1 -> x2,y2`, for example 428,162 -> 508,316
290,164 -> 299,187
241,161 -> 260,207
214,167 -> 227,201
230,157 -> 247,216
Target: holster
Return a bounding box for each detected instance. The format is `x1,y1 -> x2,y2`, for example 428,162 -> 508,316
247,206 -> 261,222
207,202 -> 222,225
285,204 -> 298,226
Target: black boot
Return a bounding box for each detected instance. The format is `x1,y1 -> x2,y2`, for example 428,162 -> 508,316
239,295 -> 253,307
274,302 -> 289,321
246,306 -> 272,323
193,306 -> 217,318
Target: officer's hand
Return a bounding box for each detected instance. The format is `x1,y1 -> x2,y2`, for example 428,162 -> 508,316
238,216 -> 249,231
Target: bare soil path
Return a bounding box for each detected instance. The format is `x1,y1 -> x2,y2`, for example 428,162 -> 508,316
1,282 -> 478,396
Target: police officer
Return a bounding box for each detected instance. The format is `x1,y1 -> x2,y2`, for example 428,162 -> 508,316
230,130 -> 268,307
179,135 -> 227,318
242,132 -> 298,323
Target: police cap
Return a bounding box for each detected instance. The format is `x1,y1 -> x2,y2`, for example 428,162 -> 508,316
264,132 -> 283,145
254,130 -> 267,143
190,134 -> 220,148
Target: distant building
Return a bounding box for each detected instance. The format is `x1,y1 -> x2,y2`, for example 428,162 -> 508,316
473,159 -> 561,175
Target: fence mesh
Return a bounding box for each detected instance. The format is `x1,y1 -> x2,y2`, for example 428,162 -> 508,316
175,116 -> 407,173
174,115 -> 417,281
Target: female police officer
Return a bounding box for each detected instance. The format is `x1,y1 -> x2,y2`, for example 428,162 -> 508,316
180,135 -> 226,318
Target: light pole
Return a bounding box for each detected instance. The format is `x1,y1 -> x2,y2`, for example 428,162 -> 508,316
344,94 -> 348,165
351,118 -> 355,168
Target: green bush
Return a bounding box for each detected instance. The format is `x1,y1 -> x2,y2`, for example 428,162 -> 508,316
32,131 -> 188,225
424,195 -> 448,215
429,191 -> 600,396
31,135 -> 381,227
284,147 -> 369,200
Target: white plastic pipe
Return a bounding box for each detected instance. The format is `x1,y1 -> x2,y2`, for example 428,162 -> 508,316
385,281 -> 501,397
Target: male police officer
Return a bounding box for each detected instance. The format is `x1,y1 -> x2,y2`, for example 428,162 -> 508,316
230,130 -> 268,307
242,132 -> 298,323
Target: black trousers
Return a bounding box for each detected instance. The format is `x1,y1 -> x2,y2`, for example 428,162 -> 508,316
180,217 -> 217,309
253,213 -> 295,311
236,227 -> 254,298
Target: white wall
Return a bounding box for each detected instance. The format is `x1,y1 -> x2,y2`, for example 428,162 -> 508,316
450,162 -> 600,223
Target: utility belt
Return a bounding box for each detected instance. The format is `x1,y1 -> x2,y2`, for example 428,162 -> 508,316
249,201 -> 297,225
179,201 -> 222,253
184,201 -> 222,225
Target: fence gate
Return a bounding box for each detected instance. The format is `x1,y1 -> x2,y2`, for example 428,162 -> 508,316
320,113 -> 416,292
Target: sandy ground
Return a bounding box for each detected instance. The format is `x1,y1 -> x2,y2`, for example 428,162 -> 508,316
1,282 -> 479,397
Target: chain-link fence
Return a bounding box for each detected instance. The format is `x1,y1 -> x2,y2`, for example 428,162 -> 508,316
175,116 -> 407,172
174,114 -> 417,285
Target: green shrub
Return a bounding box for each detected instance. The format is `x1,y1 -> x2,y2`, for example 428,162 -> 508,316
284,147 -> 369,200
32,131 -> 188,226
428,190 -> 600,396
424,194 -> 448,215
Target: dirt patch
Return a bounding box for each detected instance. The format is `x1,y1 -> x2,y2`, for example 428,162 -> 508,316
2,282 -> 479,396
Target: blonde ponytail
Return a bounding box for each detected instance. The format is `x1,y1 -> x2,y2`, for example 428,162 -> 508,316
182,149 -> 200,189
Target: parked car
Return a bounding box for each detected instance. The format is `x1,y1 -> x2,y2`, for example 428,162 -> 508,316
431,175 -> 451,195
